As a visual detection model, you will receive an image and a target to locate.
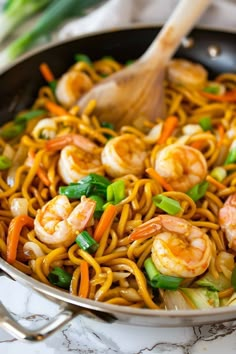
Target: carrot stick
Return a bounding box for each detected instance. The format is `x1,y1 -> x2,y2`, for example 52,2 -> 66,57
190,140 -> 206,150
200,90 -> 236,102
146,167 -> 174,191
158,116 -> 178,144
45,101 -> 68,116
7,215 -> 34,264
39,63 -> 55,83
217,124 -> 225,147
94,204 -> 117,242
78,260 -> 89,298
206,175 -> 225,190
28,150 -> 50,186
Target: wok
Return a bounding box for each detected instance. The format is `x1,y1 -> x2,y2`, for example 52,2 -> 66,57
0,25 -> 236,342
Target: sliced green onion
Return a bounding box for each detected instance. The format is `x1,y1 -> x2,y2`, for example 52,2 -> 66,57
15,109 -> 47,123
125,59 -> 134,66
89,195 -> 105,218
0,155 -> 12,170
203,86 -> 220,94
152,195 -> 182,215
224,148 -> 236,165
49,80 -> 57,93
101,122 -> 115,130
0,123 -> 25,139
74,53 -> 92,66
186,181 -> 209,202
199,117 -> 212,131
231,266 -> 236,290
210,167 -> 227,182
107,180 -> 125,204
59,173 -> 111,199
48,267 -> 72,289
144,258 -> 183,290
76,231 -> 99,254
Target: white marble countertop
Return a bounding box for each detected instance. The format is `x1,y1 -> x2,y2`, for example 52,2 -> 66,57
0,275 -> 236,354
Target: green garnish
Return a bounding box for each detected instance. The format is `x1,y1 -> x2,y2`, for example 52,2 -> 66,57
107,180 -> 125,204
186,181 -> 209,202
0,123 -> 25,139
89,195 -> 105,218
15,109 -> 47,123
48,267 -> 72,289
74,53 -> 92,65
0,155 -> 12,170
199,116 -> 212,131
203,86 -> 220,94
224,147 -> 236,165
152,195 -> 182,215
76,231 -> 99,254
144,257 -> 183,290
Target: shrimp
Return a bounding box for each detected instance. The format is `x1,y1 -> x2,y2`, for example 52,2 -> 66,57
167,59 -> 208,89
101,134 -> 147,178
55,70 -> 93,108
154,144 -> 207,192
58,145 -> 104,184
219,193 -> 236,251
130,215 -> 212,278
34,195 -> 96,248
46,133 -> 103,184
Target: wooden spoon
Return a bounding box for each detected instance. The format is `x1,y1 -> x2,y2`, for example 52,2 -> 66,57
78,0 -> 212,130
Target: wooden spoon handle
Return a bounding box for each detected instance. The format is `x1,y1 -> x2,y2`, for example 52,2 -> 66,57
142,0 -> 212,64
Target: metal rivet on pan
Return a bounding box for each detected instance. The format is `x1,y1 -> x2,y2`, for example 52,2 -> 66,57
181,37 -> 194,48
207,45 -> 221,57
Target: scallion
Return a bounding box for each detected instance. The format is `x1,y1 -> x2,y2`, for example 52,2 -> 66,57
210,166 -> 227,182
231,266 -> 236,290
48,267 -> 72,290
76,231 -> 99,254
144,258 -> 183,290
186,181 -> 209,202
15,109 -> 47,123
152,195 -> 182,215
0,0 -> 50,43
0,0 -> 105,68
0,123 -> 25,139
0,155 -> 12,170
75,53 -> 92,66
107,180 -> 125,204
199,117 -> 212,131
224,147 -> 236,165
89,195 -> 105,218
203,86 -> 220,94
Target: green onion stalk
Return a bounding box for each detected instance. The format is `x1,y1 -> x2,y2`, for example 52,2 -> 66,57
0,0 -> 51,43
0,0 -> 105,69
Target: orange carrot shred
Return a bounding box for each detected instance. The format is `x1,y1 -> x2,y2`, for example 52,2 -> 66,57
39,62 -> 55,83
94,204 -> 117,242
190,140 -> 206,150
217,124 -> 225,147
200,90 -> 236,102
206,175 -> 225,190
45,100 -> 68,116
7,215 -> 34,264
78,261 -> 89,298
146,167 -> 173,191
158,116 -> 178,145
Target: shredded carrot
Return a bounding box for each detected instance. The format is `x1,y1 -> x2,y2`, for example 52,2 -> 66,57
78,260 -> 89,298
7,215 -> 34,264
45,100 -> 68,116
28,149 -> 50,186
146,167 -> 173,191
39,62 -> 55,83
94,204 -> 117,242
206,175 -> 226,190
190,140 -> 206,150
158,116 -> 178,144
217,124 -> 225,147
200,90 -> 236,102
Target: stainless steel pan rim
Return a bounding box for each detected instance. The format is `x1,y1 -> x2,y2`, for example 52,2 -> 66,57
0,25 -> 236,340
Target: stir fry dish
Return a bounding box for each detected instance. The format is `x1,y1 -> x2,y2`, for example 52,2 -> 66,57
0,54 -> 236,310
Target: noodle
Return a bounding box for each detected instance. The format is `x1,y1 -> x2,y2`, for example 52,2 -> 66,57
0,55 -> 236,311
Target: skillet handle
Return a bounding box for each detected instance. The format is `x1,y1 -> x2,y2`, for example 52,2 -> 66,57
0,269 -> 115,342
0,300 -> 77,342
